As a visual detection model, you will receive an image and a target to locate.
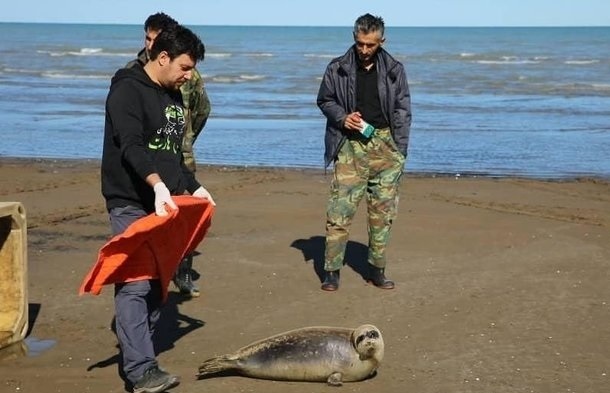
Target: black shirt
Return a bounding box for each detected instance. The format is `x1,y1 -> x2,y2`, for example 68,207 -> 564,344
356,62 -> 389,129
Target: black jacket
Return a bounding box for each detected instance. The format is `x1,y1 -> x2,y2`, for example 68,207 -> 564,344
317,46 -> 412,167
101,64 -> 201,212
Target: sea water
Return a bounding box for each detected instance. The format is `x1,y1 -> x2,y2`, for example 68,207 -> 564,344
1,23 -> 609,178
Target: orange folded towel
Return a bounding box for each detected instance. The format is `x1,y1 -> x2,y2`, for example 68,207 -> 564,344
79,195 -> 214,302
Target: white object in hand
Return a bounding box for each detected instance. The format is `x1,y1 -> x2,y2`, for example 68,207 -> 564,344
153,182 -> 177,216
360,120 -> 375,138
193,186 -> 216,206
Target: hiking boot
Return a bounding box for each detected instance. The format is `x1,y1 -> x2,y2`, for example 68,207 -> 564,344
367,267 -> 395,290
132,366 -> 179,393
321,270 -> 340,291
173,271 -> 200,297
173,255 -> 200,297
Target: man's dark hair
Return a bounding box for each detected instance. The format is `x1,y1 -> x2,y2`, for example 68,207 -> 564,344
149,24 -> 205,63
144,12 -> 178,32
353,13 -> 385,38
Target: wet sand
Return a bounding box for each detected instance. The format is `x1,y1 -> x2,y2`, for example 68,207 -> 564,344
0,157 -> 609,393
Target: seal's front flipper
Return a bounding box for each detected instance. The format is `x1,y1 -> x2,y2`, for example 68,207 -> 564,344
327,372 -> 343,386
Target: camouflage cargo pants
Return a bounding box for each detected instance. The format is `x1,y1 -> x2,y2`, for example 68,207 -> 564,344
324,128 -> 406,271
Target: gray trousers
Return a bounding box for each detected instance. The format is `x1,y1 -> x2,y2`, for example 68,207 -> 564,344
109,206 -> 162,384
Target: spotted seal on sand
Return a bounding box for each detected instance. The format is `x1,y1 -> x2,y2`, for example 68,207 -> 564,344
197,324 -> 384,386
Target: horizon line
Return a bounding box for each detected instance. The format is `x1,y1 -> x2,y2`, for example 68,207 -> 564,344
0,21 -> 609,28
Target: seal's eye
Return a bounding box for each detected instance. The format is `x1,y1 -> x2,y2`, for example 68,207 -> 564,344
355,334 -> 366,346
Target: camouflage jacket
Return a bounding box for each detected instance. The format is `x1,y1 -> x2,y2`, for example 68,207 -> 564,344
125,49 -> 211,171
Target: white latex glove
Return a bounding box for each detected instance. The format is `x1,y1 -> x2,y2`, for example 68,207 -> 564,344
153,182 -> 177,216
192,186 -> 216,206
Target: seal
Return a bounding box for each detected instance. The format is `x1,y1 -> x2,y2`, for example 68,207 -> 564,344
197,324 -> 384,386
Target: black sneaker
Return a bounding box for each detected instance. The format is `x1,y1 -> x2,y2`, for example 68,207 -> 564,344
132,366 -> 179,393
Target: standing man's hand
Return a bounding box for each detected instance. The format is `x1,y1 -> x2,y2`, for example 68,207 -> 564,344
192,186 -> 216,206
343,111 -> 363,131
153,182 -> 177,216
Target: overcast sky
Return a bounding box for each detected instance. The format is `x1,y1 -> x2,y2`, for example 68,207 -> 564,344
1,0 -> 609,26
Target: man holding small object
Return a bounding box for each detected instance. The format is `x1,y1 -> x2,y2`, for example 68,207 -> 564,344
317,13 -> 411,291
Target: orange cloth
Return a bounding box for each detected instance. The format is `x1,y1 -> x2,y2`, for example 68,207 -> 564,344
79,195 -> 214,302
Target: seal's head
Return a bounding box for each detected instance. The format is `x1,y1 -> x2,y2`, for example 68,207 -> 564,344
352,324 -> 384,362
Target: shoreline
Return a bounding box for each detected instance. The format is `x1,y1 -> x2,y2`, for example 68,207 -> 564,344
2,156 -> 609,183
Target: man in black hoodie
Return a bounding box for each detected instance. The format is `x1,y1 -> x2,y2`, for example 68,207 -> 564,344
102,24 -> 214,393
126,12 -> 211,298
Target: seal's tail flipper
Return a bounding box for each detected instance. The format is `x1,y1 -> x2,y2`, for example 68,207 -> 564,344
197,354 -> 238,378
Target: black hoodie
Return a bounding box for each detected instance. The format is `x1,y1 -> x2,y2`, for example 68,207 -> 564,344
101,64 -> 201,212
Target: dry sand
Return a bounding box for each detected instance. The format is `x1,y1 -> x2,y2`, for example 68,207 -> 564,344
0,157 -> 609,393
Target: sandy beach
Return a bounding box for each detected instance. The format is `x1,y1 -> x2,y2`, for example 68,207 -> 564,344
0,157 -> 609,393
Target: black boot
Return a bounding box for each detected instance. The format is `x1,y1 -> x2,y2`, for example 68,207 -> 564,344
321,270 -> 340,291
173,254 -> 200,297
367,266 -> 395,289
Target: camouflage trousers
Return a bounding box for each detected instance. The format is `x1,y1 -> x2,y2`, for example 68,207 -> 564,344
324,128 -> 406,271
